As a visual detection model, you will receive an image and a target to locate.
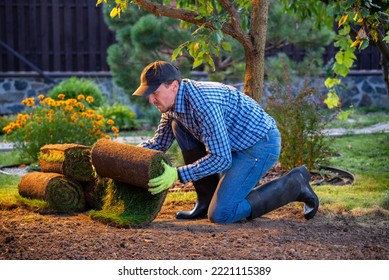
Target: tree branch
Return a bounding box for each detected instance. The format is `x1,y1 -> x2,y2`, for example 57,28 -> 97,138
133,0 -> 250,47
376,30 -> 389,62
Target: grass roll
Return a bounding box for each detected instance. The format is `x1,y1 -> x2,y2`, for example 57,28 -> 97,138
91,139 -> 169,188
18,172 -> 85,212
39,144 -> 94,182
89,178 -> 167,227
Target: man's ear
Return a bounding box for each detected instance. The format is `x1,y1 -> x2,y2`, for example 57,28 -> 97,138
172,80 -> 179,91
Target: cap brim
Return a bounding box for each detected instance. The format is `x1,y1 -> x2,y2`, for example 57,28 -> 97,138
132,84 -> 159,97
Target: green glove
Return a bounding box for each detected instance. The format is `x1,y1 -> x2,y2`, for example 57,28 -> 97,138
148,161 -> 178,195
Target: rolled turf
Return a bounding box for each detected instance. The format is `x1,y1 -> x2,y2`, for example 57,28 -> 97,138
39,143 -> 94,182
91,139 -> 169,188
18,172 -> 85,212
89,178 -> 168,227
90,139 -> 171,227
83,178 -> 106,210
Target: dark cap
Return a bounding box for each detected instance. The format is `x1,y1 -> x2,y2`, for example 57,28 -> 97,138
132,61 -> 181,97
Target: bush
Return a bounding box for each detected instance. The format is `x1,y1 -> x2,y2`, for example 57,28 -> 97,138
265,83 -> 334,170
47,77 -> 104,109
97,103 -> 139,131
2,94 -> 119,161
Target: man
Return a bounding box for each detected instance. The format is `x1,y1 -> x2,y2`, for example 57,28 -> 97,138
134,61 -> 319,224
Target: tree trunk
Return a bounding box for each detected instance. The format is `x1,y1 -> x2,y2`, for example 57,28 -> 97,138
243,0 -> 269,104
381,54 -> 389,97
244,50 -> 265,103
132,0 -> 269,103
376,31 -> 389,96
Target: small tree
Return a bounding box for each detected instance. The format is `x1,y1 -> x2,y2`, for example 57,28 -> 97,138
281,0 -> 389,106
97,0 -> 270,102
265,83 -> 334,170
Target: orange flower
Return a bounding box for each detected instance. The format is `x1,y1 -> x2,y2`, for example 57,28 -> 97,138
66,99 -> 77,106
58,93 -> 66,100
77,94 -> 85,100
38,94 -> 45,100
76,102 -> 85,111
21,97 -> 35,107
71,114 -> 78,122
106,119 -> 114,125
86,96 -> 94,103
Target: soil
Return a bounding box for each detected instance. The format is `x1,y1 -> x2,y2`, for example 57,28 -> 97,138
1,165 -> 388,260
1,202 -> 388,260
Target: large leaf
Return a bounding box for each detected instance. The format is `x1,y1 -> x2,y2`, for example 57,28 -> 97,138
324,89 -> 340,109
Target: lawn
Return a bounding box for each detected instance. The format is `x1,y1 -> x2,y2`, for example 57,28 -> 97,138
325,108 -> 389,129
1,132 -> 388,214
314,133 -> 389,213
1,107 -> 388,212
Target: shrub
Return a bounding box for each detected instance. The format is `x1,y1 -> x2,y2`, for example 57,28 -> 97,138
2,94 -> 119,161
265,83 -> 334,170
97,103 -> 139,131
47,77 -> 104,108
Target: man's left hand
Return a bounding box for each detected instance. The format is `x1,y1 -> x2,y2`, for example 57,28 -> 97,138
148,161 -> 178,195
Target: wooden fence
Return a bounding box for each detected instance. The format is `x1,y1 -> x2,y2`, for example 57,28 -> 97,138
0,0 -> 115,72
0,0 -> 381,73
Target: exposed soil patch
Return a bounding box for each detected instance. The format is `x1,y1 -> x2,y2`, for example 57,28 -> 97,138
0,164 -> 386,260
1,202 -> 388,260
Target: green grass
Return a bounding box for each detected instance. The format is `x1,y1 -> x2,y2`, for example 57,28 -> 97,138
326,108 -> 389,129
314,133 -> 389,213
1,128 -> 389,217
165,190 -> 197,204
0,174 -> 21,208
0,150 -> 32,167
0,151 -> 26,206
89,179 -> 168,227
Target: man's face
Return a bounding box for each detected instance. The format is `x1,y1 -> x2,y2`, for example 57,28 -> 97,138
148,80 -> 178,113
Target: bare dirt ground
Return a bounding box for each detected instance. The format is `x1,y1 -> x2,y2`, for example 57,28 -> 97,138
1,201 -> 388,260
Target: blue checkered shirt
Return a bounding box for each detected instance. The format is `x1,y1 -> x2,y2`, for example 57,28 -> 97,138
139,79 -> 277,183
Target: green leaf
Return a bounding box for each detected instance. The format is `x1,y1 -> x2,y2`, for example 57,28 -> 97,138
172,48 -> 182,61
384,31 -> 389,43
172,43 -> 187,61
338,108 -> 354,121
213,21 -> 222,29
193,58 -> 203,69
360,39 -> 369,50
221,41 -> 232,51
204,54 -> 215,71
210,29 -> 223,44
343,51 -> 356,67
324,89 -> 340,109
333,62 -> 350,77
324,78 -> 341,88
338,25 -> 351,36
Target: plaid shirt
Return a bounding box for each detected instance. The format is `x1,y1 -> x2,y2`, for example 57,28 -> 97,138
139,79 -> 277,183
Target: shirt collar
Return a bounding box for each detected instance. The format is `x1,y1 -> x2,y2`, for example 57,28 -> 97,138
174,79 -> 188,114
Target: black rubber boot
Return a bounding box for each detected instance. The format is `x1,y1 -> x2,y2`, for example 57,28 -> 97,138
176,147 -> 219,219
246,166 -> 319,220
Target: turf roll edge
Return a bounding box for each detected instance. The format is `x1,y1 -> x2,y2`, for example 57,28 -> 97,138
18,172 -> 85,212
91,139 -> 169,188
39,143 -> 94,182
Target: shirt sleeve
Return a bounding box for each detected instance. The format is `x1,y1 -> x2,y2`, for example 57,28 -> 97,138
177,103 -> 232,183
138,113 -> 175,152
